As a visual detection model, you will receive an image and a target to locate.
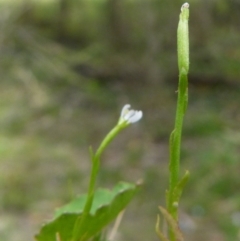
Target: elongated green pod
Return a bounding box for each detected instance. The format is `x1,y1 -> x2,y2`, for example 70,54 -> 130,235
177,3 -> 189,74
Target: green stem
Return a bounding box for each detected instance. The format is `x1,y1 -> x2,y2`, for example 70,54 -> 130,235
168,72 -> 188,219
95,124 -> 126,160
71,123 -> 127,241
167,3 -> 189,241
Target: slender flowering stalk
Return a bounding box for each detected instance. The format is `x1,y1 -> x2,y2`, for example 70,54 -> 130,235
72,104 -> 142,241
165,3 -> 190,241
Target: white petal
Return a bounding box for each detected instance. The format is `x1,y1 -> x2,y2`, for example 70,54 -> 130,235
124,110 -> 135,121
128,111 -> 143,123
120,104 -> 131,119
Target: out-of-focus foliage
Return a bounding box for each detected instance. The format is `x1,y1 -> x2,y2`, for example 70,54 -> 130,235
16,0 -> 240,85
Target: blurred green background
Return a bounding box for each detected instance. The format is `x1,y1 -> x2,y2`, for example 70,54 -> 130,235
0,0 -> 240,240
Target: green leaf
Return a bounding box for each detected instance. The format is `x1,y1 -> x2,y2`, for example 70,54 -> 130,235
173,170 -> 190,204
35,182 -> 140,241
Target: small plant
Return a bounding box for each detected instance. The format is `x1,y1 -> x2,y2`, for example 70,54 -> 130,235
35,105 -> 143,241
36,2 -> 190,241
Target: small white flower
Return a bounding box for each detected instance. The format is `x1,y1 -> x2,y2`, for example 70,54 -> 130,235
119,104 -> 143,125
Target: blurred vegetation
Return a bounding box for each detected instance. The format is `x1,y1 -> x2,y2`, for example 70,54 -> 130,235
0,0 -> 240,241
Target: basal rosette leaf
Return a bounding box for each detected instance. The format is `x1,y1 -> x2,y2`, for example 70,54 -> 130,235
35,182 -> 140,241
